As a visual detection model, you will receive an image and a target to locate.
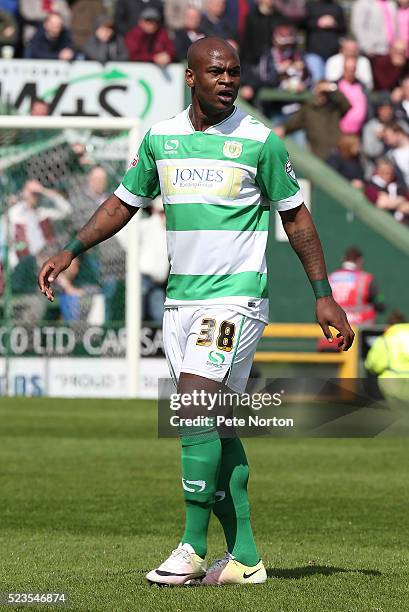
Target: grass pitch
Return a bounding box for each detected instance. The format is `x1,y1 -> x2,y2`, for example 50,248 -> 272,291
0,398 -> 408,612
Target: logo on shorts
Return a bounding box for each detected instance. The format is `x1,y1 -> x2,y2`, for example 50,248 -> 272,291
206,351 -> 225,369
207,351 -> 225,365
164,139 -> 179,152
223,140 -> 243,159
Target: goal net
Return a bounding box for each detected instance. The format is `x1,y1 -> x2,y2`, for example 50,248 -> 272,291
0,115 -> 158,399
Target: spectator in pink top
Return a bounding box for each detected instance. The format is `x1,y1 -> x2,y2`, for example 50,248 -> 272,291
338,57 -> 367,135
397,0 -> 409,56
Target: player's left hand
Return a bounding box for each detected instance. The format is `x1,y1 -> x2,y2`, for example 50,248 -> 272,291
315,296 -> 355,351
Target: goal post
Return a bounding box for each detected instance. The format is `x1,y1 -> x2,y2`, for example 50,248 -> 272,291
0,115 -> 142,398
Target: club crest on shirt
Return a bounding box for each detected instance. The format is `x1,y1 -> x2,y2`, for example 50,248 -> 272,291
223,140 -> 243,159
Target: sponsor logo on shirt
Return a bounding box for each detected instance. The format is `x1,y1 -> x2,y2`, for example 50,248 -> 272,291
162,165 -> 244,198
223,140 -> 243,159
172,168 -> 224,186
164,139 -> 179,153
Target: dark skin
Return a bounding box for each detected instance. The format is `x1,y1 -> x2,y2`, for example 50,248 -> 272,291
38,37 -> 353,402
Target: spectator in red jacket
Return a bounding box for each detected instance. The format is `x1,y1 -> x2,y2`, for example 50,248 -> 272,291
125,7 -> 175,66
372,39 -> 409,92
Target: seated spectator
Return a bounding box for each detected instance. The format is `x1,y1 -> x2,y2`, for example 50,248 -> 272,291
372,40 -> 409,92
125,7 -> 175,66
20,0 -> 71,44
241,0 -> 282,69
338,57 -> 367,136
70,0 -> 105,54
0,9 -> 17,57
394,76 -> 409,124
383,123 -> 409,186
362,100 -> 395,161
114,0 -> 163,38
397,0 -> 409,54
83,15 -> 128,62
274,0 -> 306,22
165,0 -> 204,31
304,0 -> 346,83
352,0 -> 398,57
174,7 -> 205,62
365,157 -> 409,224
326,36 -> 373,91
242,23 -> 310,121
200,0 -> 237,42
275,80 -> 351,159
25,11 -> 74,60
263,23 -> 309,93
326,134 -> 365,188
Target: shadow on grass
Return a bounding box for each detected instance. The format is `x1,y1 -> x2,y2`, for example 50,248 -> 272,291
105,566 -> 382,582
267,566 -> 381,579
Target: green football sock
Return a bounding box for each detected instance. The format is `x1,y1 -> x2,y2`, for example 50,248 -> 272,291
180,429 -> 221,559
213,437 -> 260,566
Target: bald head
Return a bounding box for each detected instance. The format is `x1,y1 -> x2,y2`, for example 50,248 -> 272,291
187,37 -> 239,71
185,36 -> 241,122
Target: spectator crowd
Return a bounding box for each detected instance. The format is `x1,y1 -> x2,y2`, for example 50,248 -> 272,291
0,0 -> 408,230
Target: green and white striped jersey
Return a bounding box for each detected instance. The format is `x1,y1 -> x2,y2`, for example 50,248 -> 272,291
115,106 -> 303,323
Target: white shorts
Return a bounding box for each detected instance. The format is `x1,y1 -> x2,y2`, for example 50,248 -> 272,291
163,306 -> 265,393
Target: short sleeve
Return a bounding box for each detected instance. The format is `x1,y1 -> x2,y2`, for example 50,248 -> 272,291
256,131 -> 303,211
115,129 -> 160,208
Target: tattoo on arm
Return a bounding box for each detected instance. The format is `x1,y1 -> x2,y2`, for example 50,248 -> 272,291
286,225 -> 327,281
77,195 -> 136,249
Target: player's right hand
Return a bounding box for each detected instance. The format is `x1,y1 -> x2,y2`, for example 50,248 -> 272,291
38,251 -> 73,302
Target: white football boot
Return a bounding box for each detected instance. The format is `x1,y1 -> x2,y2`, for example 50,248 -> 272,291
200,552 -> 267,585
146,543 -> 207,586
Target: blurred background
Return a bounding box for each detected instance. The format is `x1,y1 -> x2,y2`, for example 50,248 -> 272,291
0,0 -> 408,399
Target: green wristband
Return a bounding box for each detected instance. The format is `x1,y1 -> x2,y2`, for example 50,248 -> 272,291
311,278 -> 332,299
63,238 -> 86,258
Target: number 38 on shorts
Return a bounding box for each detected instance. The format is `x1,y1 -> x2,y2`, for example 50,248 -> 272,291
162,307 -> 265,393
196,318 -> 236,352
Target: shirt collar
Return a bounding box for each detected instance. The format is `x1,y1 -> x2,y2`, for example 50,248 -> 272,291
185,105 -> 238,133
